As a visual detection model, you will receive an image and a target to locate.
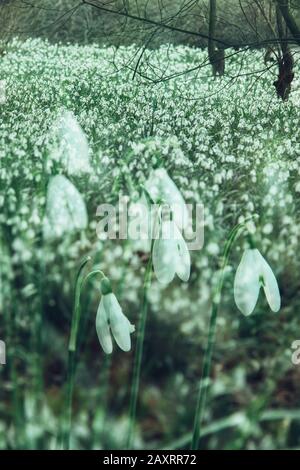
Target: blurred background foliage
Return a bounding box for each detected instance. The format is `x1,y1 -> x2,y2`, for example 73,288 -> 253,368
0,0 -> 299,47
0,0 -> 300,452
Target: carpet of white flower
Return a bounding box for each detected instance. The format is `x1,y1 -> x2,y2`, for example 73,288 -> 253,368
1,38 -> 300,448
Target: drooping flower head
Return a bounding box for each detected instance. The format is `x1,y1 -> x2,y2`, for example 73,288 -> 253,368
153,218 -> 191,284
96,277 -> 135,354
142,168 -> 191,284
234,248 -> 281,316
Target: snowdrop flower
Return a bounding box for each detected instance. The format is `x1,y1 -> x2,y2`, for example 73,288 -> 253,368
145,168 -> 188,229
153,218 -> 190,284
234,248 -> 281,316
43,175 -> 88,239
51,110 -> 91,175
96,277 -> 135,354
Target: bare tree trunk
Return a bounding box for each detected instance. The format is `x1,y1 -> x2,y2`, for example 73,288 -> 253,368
276,3 -> 286,52
277,0 -> 300,46
208,0 -> 225,76
208,0 -> 217,62
273,3 -> 295,100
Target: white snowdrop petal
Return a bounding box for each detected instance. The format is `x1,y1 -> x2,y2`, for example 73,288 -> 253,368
51,110 -> 91,176
234,249 -> 260,316
153,237 -> 176,284
96,297 -> 113,354
43,175 -> 88,239
152,220 -> 179,284
257,251 -> 281,312
172,222 -> 191,282
145,168 -> 188,229
104,294 -> 133,352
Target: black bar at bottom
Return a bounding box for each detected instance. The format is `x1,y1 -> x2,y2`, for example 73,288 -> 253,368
0,449 -> 299,466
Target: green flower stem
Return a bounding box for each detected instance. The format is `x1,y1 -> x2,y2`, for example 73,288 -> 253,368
191,219 -> 252,450
126,247 -> 153,449
68,257 -> 91,353
92,261 -> 129,447
126,201 -> 161,449
33,252 -> 45,416
63,349 -> 76,450
63,258 -> 105,450
92,353 -> 112,446
247,233 -> 256,249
